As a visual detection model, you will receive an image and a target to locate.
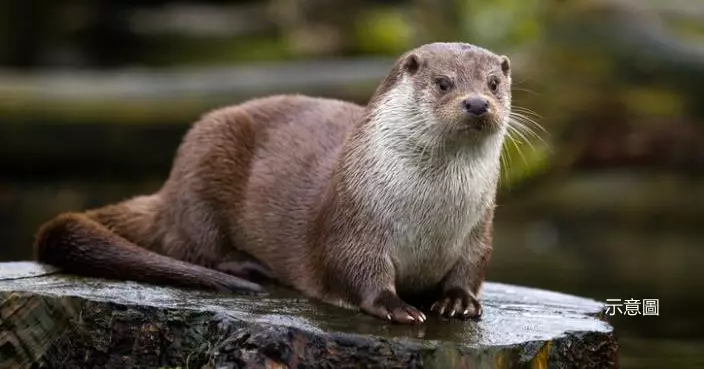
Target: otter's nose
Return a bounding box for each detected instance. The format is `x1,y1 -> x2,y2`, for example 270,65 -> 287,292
462,97 -> 489,116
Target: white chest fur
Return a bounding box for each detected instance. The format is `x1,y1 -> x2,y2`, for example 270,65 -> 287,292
346,77 -> 506,291
386,150 -> 500,290
346,135 -> 502,292
390,156 -> 496,288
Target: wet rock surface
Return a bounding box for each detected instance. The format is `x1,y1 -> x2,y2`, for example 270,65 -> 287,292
0,262 -> 618,368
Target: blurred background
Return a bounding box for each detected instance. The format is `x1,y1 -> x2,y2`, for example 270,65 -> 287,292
0,0 -> 702,367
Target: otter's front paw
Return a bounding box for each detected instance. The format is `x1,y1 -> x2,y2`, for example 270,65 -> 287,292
430,287 -> 482,320
361,290 -> 426,324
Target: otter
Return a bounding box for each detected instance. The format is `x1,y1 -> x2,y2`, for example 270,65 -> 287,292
34,42 -> 512,324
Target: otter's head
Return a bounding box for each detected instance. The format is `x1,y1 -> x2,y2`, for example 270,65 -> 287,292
369,42 -> 512,146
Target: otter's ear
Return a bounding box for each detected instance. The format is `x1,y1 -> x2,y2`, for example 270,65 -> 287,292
402,54 -> 421,75
500,55 -> 511,77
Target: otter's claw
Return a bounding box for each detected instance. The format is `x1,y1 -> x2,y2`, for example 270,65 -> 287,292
430,288 -> 482,320
362,290 -> 426,324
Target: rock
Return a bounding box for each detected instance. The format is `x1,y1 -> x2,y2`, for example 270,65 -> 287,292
0,262 -> 618,368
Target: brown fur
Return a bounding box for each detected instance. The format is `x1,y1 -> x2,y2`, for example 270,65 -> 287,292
34,42 -> 512,324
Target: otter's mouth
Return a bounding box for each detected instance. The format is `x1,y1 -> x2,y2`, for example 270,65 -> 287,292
461,117 -> 496,132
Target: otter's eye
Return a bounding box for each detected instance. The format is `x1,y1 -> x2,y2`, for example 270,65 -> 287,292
435,77 -> 453,92
488,76 -> 500,93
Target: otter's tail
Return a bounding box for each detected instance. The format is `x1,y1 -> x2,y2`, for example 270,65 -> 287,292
33,210 -> 264,294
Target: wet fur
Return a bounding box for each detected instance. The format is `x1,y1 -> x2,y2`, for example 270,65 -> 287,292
34,42 -> 512,323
